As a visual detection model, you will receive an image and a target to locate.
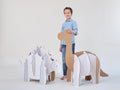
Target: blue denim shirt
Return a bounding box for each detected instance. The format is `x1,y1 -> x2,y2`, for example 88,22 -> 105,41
61,19 -> 78,45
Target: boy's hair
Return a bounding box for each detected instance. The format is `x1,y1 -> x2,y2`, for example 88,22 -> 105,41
63,7 -> 73,14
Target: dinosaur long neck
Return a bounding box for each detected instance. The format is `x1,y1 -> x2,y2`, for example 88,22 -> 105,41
66,43 -> 73,57
65,38 -> 74,72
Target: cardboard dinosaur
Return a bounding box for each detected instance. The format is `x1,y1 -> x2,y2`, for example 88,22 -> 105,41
58,30 -> 108,85
24,47 -> 61,85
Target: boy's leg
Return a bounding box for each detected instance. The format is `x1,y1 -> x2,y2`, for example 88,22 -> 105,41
72,44 -> 75,54
61,45 -> 67,79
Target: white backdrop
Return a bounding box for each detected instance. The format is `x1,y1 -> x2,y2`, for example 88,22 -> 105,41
0,0 -> 120,75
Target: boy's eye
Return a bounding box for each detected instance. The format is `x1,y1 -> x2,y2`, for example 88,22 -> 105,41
65,12 -> 70,14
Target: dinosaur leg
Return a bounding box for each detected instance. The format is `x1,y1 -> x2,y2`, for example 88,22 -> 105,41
67,68 -> 71,82
85,75 -> 92,80
51,71 -> 55,81
95,57 -> 100,84
85,57 -> 100,84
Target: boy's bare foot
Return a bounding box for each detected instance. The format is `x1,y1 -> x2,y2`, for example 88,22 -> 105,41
60,76 -> 66,80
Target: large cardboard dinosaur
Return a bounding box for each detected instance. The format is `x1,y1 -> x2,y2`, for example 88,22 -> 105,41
58,30 -> 108,84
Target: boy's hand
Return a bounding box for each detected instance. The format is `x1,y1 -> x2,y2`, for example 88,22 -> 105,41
67,30 -> 76,34
67,30 -> 73,34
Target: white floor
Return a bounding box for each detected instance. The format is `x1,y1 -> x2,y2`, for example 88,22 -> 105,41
0,65 -> 120,90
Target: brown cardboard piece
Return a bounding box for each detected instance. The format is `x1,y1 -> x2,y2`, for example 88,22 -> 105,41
58,30 -> 108,82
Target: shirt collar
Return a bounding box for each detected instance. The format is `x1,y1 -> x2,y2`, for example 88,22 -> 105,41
65,18 -> 72,22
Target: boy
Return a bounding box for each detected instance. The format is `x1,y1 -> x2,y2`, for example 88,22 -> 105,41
60,7 -> 78,80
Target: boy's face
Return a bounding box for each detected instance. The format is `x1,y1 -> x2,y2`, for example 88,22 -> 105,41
64,9 -> 72,20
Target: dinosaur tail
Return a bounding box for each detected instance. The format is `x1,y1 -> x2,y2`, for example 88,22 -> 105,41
100,69 -> 109,77
85,69 -> 109,81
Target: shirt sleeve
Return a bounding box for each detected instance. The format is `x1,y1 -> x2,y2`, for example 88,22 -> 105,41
61,23 -> 64,32
72,21 -> 78,35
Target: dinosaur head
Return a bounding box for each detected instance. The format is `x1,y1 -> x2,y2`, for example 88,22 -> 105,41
57,30 -> 72,43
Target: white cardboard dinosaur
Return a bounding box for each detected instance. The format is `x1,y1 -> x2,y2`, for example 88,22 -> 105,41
58,30 -> 108,86
23,46 -> 61,85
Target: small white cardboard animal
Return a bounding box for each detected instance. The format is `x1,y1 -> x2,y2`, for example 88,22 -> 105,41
23,46 -> 61,85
